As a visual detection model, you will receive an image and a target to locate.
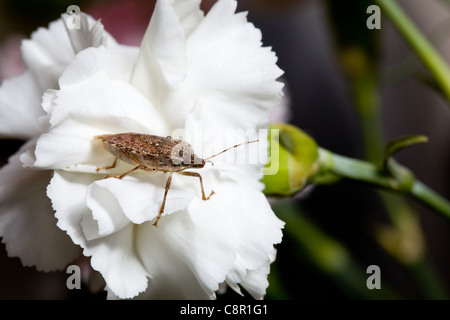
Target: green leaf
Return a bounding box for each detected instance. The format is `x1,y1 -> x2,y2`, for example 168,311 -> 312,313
381,135 -> 428,173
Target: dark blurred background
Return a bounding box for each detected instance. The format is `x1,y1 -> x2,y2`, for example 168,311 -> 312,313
0,0 -> 449,299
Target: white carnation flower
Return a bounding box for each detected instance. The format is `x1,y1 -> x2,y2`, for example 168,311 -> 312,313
0,12 -> 115,271
1,0 -> 284,299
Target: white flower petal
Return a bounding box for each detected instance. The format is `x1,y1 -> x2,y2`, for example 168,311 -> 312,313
189,174 -> 283,295
132,169 -> 282,299
30,65 -> 65,93
0,71 -> 44,139
20,19 -> 75,73
168,0 -> 204,37
34,119 -> 103,170
224,185 -> 283,271
21,14 -> 114,72
19,14 -> 115,94
33,72 -> 169,170
87,174 -> 195,226
225,255 -> 247,291
160,0 -> 284,130
225,276 -> 243,296
83,181 -> 130,240
131,0 -> 187,105
48,171 -> 98,248
86,224 -> 150,299
239,248 -> 276,300
0,148 -> 80,271
38,89 -> 58,133
183,108 -> 267,189
19,139 -> 37,168
51,170 -> 206,299
58,45 -> 139,88
62,13 -> 112,53
136,215 -> 224,299
0,13 -> 118,140
48,170 -> 149,298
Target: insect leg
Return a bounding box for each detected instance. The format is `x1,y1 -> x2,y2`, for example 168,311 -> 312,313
105,165 -> 145,179
96,153 -> 120,173
176,171 -> 215,201
154,172 -> 173,227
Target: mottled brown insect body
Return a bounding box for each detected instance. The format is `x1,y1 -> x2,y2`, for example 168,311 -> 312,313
95,132 -> 257,227
96,133 -> 205,173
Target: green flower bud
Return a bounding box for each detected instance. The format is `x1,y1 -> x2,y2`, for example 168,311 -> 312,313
262,123 -> 319,196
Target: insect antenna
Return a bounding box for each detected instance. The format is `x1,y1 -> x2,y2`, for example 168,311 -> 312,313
204,139 -> 259,161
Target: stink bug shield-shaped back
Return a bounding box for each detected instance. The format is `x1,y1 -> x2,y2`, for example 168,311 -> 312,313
95,133 -> 258,227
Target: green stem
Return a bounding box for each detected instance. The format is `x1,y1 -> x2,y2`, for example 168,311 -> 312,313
319,148 -> 450,220
376,0 -> 450,102
412,181 -> 450,219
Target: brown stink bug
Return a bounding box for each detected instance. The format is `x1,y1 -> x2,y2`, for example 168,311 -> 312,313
94,133 -> 258,227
